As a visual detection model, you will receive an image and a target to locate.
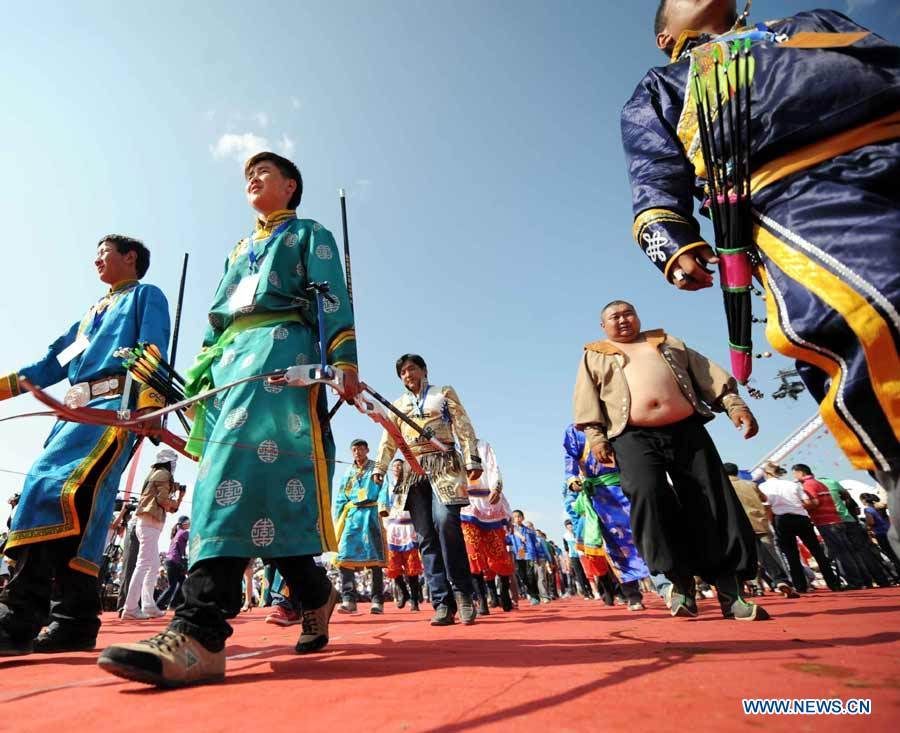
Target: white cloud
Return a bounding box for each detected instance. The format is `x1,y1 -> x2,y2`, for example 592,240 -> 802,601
278,134 -> 296,157
846,0 -> 879,13
254,112 -> 270,128
210,132 -> 270,162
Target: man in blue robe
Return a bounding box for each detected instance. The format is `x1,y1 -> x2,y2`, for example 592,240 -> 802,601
622,3 -> 900,557
0,235 -> 170,655
333,438 -> 390,614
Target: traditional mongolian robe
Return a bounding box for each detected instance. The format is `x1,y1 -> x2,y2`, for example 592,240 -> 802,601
0,280 -> 170,575
184,209 -> 356,564
460,440 -> 514,579
333,459 -> 389,569
621,9 -> 900,473
563,425 -> 649,584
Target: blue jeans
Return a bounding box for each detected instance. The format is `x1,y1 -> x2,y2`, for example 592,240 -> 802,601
406,478 -> 473,608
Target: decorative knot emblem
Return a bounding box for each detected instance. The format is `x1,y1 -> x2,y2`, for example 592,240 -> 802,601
641,229 -> 669,263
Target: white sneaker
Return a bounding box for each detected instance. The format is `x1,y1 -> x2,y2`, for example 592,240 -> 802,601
142,607 -> 165,618
120,609 -> 149,620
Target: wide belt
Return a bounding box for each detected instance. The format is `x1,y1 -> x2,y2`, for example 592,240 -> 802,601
64,376 -> 125,409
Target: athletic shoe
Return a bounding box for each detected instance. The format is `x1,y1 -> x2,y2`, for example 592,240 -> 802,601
119,609 -> 149,620
97,628 -> 225,688
296,587 -> 340,654
776,582 -> 800,599
142,607 -> 166,619
370,600 -> 384,615
336,599 -> 357,614
455,592 -> 477,626
627,601 -> 645,612
430,604 -> 455,626
265,605 -> 301,626
528,597 -> 541,606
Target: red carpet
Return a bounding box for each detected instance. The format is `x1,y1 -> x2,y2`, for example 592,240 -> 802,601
1,588 -> 898,732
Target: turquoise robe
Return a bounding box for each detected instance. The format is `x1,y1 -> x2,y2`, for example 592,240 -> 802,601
2,281 -> 171,575
333,459 -> 389,568
187,210 -> 357,565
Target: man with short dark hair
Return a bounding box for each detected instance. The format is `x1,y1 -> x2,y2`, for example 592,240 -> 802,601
0,236 -> 170,655
374,354 -> 482,626
623,2 -> 900,562
333,439 -> 390,614
99,152 -> 358,687
792,463 -> 870,590
573,302 -> 764,621
510,510 -> 545,605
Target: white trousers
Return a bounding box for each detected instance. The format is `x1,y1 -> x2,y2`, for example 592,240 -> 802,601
124,515 -> 164,612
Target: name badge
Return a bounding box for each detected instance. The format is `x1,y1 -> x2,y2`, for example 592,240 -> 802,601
57,334 -> 90,367
228,273 -> 261,312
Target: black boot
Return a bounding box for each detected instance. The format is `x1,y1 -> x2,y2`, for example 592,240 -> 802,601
408,576 -> 421,612
33,621 -> 96,653
499,576 -> 513,612
394,577 -> 409,610
487,579 -> 501,609
474,574 -> 490,616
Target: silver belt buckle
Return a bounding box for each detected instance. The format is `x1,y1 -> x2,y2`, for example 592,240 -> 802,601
64,383 -> 91,409
91,377 -> 118,398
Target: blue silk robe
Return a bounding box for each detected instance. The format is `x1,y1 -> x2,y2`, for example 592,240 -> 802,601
0,281 -> 170,574
621,9 -> 900,472
563,425 -> 649,583
333,459 -> 390,568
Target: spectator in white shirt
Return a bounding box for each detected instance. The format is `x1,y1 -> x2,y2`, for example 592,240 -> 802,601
759,462 -> 839,593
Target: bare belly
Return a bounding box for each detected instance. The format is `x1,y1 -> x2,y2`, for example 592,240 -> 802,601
621,345 -> 695,427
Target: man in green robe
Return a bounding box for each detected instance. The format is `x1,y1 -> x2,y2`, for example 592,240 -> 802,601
98,151 -> 359,687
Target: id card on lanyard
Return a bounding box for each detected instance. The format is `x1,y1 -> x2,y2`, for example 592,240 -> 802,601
57,297 -> 114,367
228,221 -> 292,312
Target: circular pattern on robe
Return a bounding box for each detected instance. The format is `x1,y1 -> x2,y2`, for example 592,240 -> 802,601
213,393 -> 224,410
295,263 -> 305,277
239,303 -> 256,314
190,534 -> 201,556
314,243 -> 333,260
273,326 -> 289,340
295,353 -> 309,365
224,407 -> 249,430
262,380 -> 284,394
251,518 -> 276,547
268,272 -> 281,288
220,350 -> 236,367
241,354 -> 256,370
323,295 -> 340,314
258,439 -> 279,463
209,313 -> 223,329
197,460 -> 211,481
288,413 -> 302,433
283,233 -> 299,248
225,284 -> 238,299
215,479 -> 243,506
285,478 -> 306,503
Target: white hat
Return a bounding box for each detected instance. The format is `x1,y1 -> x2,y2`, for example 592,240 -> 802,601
156,448 -> 178,464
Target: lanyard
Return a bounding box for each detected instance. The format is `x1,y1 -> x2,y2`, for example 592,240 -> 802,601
247,220 -> 292,273
413,382 -> 430,417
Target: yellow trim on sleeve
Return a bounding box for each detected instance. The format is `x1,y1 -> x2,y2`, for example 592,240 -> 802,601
0,372 -> 21,402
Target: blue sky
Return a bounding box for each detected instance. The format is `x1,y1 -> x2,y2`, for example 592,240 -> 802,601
1,1 -> 897,545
